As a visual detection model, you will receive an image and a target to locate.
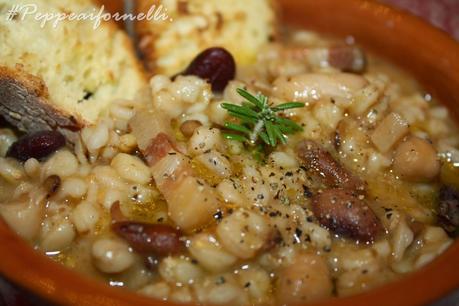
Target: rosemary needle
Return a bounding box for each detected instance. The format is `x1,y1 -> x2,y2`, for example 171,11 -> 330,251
222,88 -> 304,147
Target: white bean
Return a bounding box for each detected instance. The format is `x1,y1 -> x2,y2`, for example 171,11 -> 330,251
272,73 -> 367,103
216,209 -> 270,259
276,252 -> 332,304
92,238 -> 135,273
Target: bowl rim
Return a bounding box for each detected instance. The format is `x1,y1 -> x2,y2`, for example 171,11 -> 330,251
1,0 -> 459,306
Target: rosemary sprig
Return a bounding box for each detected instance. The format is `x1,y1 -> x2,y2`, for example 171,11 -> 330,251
222,88 -> 304,147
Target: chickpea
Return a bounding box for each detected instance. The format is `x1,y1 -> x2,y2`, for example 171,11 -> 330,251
216,209 -> 270,259
276,252 -> 332,304
393,136 -> 440,182
91,238 -> 135,274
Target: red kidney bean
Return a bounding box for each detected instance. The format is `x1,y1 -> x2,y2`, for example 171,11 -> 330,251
6,130 -> 66,161
182,47 -> 236,92
112,221 -> 183,256
297,140 -> 365,192
438,185 -> 459,236
312,188 -> 382,242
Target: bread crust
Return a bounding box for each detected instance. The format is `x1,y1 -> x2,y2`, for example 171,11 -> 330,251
0,66 -> 83,132
102,8 -> 148,84
0,0 -> 147,131
136,0 -> 162,74
135,0 -> 279,76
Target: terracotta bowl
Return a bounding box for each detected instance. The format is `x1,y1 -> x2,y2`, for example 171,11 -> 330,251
1,0 -> 459,305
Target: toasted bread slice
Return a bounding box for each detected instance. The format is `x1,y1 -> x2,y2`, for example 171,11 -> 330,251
0,66 -> 83,132
0,0 -> 147,131
135,0 -> 278,76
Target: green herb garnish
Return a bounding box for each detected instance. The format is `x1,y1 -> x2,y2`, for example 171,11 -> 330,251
222,88 -> 304,147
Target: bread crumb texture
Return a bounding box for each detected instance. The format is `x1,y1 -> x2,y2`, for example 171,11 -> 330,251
0,0 -> 146,125
136,0 -> 278,75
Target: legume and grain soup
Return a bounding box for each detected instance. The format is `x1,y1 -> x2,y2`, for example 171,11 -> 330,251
1,30 -> 459,305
